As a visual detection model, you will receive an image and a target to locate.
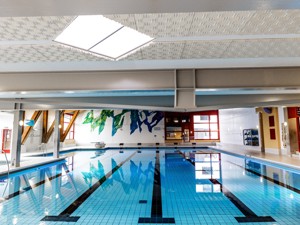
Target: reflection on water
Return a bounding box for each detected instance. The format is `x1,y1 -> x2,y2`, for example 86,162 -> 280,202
81,155 -> 154,195
90,150 -> 106,159
195,153 -> 221,193
114,158 -> 154,194
182,151 -> 221,193
245,158 -> 300,192
0,161 -> 78,223
82,160 -> 105,186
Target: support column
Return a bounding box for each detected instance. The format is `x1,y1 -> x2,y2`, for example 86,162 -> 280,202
53,110 -> 61,158
174,69 -> 196,109
283,107 -> 291,156
258,112 -> 265,153
11,104 -> 24,167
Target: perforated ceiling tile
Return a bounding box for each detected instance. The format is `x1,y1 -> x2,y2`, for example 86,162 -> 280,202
222,39 -> 300,58
105,14 -> 137,30
189,11 -> 255,36
0,44 -> 105,63
139,42 -> 185,60
39,44 -> 107,62
1,10 -> 300,67
240,10 -> 300,34
119,49 -> 143,61
182,41 -> 231,59
132,13 -> 194,37
0,16 -> 74,41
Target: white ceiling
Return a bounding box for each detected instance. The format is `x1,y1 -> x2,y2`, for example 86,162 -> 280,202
1,1 -> 300,110
1,10 -> 300,71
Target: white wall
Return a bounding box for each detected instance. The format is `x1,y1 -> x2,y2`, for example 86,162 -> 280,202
75,110 -> 165,146
22,110 -> 43,152
23,110 -> 76,152
219,108 -> 259,146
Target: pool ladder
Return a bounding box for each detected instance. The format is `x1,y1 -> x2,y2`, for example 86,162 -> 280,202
1,150 -> 10,201
39,143 -> 48,156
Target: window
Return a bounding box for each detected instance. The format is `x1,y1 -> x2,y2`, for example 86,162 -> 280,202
64,113 -> 75,140
166,126 -> 182,140
193,114 -> 219,140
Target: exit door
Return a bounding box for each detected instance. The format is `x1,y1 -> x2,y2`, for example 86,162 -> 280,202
184,129 -> 190,142
2,129 -> 12,153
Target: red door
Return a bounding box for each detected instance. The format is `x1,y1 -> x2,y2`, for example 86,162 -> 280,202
2,129 -> 12,153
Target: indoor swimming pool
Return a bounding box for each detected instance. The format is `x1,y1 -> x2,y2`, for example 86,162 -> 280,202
0,148 -> 300,225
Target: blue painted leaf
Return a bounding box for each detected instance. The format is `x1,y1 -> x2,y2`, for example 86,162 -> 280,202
143,111 -> 164,132
130,110 -> 143,134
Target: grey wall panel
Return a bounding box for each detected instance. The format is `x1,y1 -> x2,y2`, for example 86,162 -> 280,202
196,68 -> 300,88
0,70 -> 174,92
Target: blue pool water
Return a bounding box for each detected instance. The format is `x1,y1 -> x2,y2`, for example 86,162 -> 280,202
0,149 -> 300,225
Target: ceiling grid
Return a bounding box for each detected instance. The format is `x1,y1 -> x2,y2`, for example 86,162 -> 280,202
0,10 -> 300,67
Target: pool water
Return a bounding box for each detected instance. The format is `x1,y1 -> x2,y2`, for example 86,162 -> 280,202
0,149 -> 300,225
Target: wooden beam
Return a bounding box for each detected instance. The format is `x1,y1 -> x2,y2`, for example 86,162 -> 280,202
43,110 -> 65,143
44,122 -> 54,144
42,111 -> 48,143
60,110 -> 80,142
21,110 -> 42,144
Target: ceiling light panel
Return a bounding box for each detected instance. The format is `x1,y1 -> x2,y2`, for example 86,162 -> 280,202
90,26 -> 153,60
55,15 -> 123,50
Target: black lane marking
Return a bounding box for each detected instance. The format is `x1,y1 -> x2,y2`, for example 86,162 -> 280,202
41,152 -> 136,222
209,179 -> 275,223
181,152 -> 275,223
231,161 -> 300,194
138,152 -> 175,224
139,200 -> 147,204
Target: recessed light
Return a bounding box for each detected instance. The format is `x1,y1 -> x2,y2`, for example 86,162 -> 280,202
54,15 -> 154,60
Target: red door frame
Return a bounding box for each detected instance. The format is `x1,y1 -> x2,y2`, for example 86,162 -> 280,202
2,128 -> 12,153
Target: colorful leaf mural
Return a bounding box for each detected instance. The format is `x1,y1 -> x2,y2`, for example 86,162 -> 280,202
83,109 -> 164,136
112,109 -> 129,136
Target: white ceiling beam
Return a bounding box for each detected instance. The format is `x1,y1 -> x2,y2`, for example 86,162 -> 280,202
156,34 -> 300,42
2,58 -> 300,73
3,34 -> 300,47
1,0 -> 299,17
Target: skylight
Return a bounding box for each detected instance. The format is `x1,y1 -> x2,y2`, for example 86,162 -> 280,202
54,15 -> 154,60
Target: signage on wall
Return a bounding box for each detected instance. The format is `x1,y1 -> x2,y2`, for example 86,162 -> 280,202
25,119 -> 35,127
297,107 -> 300,116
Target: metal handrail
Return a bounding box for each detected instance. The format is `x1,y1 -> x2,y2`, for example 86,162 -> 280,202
1,150 -> 10,200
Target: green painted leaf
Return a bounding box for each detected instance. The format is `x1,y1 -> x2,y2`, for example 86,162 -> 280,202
94,110 -> 114,134
83,110 -> 94,124
111,110 -> 128,136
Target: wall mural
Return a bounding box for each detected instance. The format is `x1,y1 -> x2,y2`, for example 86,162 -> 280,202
83,110 -> 164,136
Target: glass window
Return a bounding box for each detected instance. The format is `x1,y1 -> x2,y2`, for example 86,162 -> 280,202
193,113 -> 219,140
210,132 -> 219,139
194,115 -> 201,123
166,127 -> 181,131
194,115 -> 209,123
200,115 -> 209,122
194,123 -> 209,131
210,123 -> 218,131
64,113 -> 75,140
194,132 -> 210,139
210,115 -> 218,122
